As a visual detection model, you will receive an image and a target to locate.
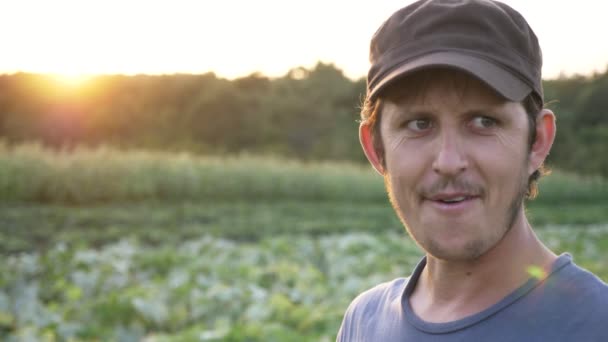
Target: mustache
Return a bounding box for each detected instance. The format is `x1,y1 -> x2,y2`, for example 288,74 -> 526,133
419,178 -> 485,198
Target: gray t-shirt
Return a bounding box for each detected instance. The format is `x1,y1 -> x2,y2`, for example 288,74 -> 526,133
337,254 -> 608,341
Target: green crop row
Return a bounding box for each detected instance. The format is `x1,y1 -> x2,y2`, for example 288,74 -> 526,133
3,199 -> 608,255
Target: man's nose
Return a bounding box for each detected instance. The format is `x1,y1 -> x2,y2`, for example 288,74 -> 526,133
432,131 -> 468,176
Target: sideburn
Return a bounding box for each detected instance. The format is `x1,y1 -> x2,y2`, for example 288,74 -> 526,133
371,102 -> 386,171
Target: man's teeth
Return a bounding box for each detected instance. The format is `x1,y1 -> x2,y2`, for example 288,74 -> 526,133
441,196 -> 466,203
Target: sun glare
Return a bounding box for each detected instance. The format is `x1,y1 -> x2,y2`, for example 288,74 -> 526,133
51,73 -> 93,88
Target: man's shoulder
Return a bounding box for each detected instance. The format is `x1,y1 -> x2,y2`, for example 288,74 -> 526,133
336,277 -> 410,341
527,257 -> 608,339
560,260 -> 608,309
527,255 -> 608,336
354,277 -> 408,301
342,277 -> 409,319
552,257 -> 608,302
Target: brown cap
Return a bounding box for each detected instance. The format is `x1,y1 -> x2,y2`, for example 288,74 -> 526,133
367,0 -> 543,105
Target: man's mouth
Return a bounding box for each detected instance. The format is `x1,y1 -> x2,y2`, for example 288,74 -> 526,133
437,196 -> 468,203
426,194 -> 480,208
421,181 -> 485,209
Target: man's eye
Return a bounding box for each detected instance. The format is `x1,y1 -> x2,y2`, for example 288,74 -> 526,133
406,119 -> 432,132
471,116 -> 497,129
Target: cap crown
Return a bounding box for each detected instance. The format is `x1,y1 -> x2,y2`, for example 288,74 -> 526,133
368,0 -> 543,103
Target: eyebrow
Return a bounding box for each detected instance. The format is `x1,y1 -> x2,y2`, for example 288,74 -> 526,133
396,104 -> 509,118
463,109 -> 504,118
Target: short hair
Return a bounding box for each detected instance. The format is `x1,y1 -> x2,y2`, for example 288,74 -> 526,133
360,71 -> 548,200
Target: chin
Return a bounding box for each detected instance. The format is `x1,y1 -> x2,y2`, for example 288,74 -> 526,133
422,236 -> 489,262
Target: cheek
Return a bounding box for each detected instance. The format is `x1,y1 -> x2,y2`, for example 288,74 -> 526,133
495,131 -> 527,153
385,140 -> 426,183
382,132 -> 404,171
385,153 -> 427,208
382,130 -> 407,157
469,138 -> 529,201
472,133 -> 528,170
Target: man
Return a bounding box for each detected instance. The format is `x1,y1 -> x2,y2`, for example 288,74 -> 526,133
337,0 -> 608,341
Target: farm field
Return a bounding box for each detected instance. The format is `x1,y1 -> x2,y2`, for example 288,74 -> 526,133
1,144 -> 607,341
3,225 -> 607,341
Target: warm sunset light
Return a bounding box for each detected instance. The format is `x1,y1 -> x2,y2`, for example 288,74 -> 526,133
50,73 -> 93,88
2,1 -> 607,340
0,0 -> 606,79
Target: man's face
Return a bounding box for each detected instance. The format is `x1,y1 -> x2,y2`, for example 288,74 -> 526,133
377,71 -> 531,261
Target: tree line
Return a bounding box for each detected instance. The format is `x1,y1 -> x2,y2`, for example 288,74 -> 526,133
0,62 -> 606,176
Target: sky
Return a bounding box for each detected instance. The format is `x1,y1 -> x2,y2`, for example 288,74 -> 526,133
1,0 -> 607,81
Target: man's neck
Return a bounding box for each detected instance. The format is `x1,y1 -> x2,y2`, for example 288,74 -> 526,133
409,213 -> 557,323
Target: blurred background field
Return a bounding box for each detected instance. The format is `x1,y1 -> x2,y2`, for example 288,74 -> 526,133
1,51 -> 607,342
1,142 -> 607,341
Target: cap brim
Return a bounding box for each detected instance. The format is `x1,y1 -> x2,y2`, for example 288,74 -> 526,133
369,51 -> 532,101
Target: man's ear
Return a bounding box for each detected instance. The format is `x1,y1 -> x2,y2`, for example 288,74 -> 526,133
528,108 -> 556,175
360,122 -> 385,175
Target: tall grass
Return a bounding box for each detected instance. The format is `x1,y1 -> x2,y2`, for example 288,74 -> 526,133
1,142 -> 606,205
0,142 -> 386,204
536,169 -> 608,204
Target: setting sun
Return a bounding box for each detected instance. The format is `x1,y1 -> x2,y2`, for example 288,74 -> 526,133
50,73 -> 93,88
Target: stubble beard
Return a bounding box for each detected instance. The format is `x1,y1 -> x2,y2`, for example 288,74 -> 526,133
384,167 -> 529,262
